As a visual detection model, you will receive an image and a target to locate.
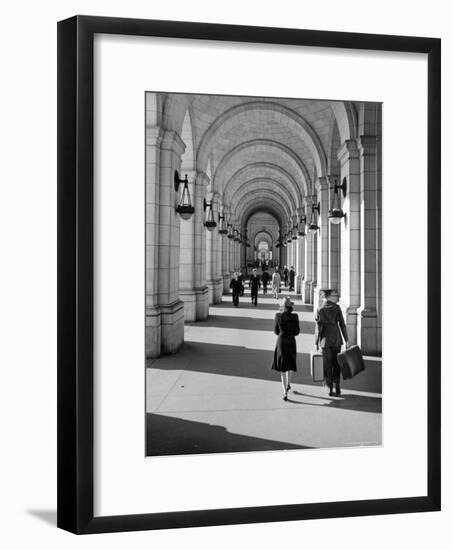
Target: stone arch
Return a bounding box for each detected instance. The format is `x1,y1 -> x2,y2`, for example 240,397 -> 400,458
181,107 -> 195,171
214,139 -> 311,196
236,191 -> 292,230
162,93 -> 190,134
225,162 -> 304,208
197,101 -> 327,177
227,177 -> 297,217
330,101 -> 357,143
326,117 -> 341,176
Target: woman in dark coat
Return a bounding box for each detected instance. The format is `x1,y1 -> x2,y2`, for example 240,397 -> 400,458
315,289 -> 349,396
272,296 -> 300,401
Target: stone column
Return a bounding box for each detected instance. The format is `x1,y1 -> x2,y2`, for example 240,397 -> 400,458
222,232 -> 230,294
193,172 -> 209,320
303,232 -> 314,304
206,192 -> 223,304
156,130 -> 185,355
328,175 -> 341,292
338,139 -> 361,345
179,171 -> 208,321
314,177 -> 329,310
145,124 -> 164,358
228,231 -> 234,274
357,135 -> 381,354
296,237 -> 305,295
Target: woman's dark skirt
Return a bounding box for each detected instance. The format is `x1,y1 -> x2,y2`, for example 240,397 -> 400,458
272,335 -> 297,372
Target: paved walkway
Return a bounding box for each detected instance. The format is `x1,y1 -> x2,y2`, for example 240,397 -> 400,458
146,289 -> 382,456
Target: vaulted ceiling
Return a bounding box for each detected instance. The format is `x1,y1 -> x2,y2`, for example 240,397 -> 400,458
153,92 -> 359,234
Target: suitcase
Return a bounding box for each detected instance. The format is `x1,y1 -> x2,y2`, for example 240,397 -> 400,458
337,345 -> 365,380
310,351 -> 324,382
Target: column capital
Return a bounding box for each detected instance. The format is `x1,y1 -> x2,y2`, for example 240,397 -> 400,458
161,129 -> 186,157
314,176 -> 328,192
357,135 -> 377,155
145,125 -> 164,147
337,139 -> 359,165
327,174 -> 340,187
195,171 -> 210,187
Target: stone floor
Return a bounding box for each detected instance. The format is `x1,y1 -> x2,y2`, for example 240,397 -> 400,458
146,288 -> 382,456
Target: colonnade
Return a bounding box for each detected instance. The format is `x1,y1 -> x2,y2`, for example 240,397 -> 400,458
145,93 -> 382,359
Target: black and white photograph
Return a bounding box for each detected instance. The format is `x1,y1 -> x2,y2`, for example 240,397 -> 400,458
0,0 -> 445,543
145,92 -> 382,456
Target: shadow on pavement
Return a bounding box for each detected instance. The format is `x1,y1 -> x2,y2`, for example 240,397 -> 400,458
290,390 -> 382,413
150,341 -> 381,394
187,314 -> 315,334
146,412 -> 312,456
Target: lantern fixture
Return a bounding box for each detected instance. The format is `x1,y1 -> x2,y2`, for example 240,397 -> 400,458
203,198 -> 217,231
174,171 -> 194,220
233,227 -> 240,242
218,212 -> 228,234
297,214 -> 307,237
308,201 -> 320,233
329,178 -> 347,224
227,223 -> 235,239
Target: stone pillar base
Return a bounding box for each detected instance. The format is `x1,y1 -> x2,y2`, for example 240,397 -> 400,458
146,300 -> 184,358
160,300 -> 184,355
357,307 -> 381,355
222,273 -> 231,294
207,278 -> 223,305
213,278 -> 223,304
195,286 -> 209,320
145,306 -> 161,358
303,280 -> 313,304
313,285 -> 322,312
343,304 -> 359,346
180,287 -> 209,322
295,275 -> 303,295
179,289 -> 197,322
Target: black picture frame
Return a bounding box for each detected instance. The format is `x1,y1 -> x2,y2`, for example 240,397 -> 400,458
57,15 -> 441,534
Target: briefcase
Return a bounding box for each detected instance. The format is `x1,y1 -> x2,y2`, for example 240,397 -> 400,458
310,351 -> 324,382
337,345 -> 365,380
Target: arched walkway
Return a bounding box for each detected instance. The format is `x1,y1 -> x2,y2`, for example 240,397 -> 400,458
145,91 -> 382,456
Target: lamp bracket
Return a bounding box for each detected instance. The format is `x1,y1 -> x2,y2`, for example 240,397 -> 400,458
332,178 -> 347,198
312,202 -> 320,214
174,170 -> 188,192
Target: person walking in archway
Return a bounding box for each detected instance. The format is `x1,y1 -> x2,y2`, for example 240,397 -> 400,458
283,265 -> 289,288
289,266 -> 296,292
315,289 -> 349,396
248,268 -> 261,306
238,270 -> 245,297
261,269 -> 270,294
271,267 -> 281,299
229,272 -> 243,307
272,296 -> 300,401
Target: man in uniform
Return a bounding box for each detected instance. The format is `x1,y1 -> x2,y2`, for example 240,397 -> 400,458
315,289 -> 349,396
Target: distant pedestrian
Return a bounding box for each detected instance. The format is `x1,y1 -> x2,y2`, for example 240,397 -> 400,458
229,272 -> 243,307
271,267 -> 281,299
289,266 -> 295,291
315,289 -> 349,396
283,265 -> 289,287
261,270 -> 270,294
272,296 -> 300,401
248,268 -> 261,306
238,271 -> 245,296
